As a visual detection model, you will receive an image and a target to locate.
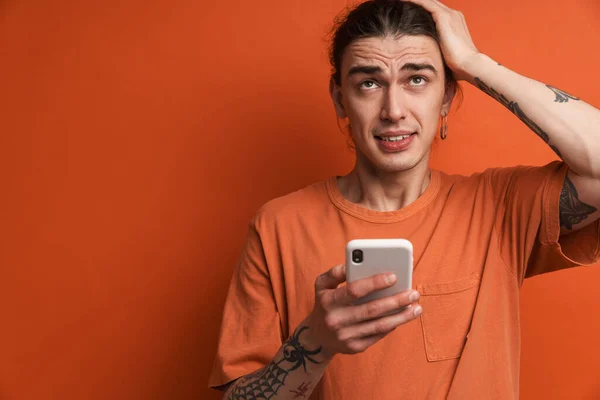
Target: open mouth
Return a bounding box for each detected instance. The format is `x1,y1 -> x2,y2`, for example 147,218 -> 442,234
373,132 -> 417,152
374,133 -> 416,142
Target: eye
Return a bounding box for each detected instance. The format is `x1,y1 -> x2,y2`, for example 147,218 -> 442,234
359,80 -> 379,90
410,76 -> 427,86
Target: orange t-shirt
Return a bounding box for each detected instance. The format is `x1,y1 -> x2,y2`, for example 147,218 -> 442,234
209,161 -> 600,399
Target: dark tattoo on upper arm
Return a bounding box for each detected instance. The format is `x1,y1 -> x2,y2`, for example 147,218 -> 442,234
228,326 -> 322,400
559,174 -> 597,230
474,77 -> 562,157
546,85 -> 580,103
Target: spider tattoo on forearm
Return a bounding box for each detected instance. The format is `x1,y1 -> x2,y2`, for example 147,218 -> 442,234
282,326 -> 322,372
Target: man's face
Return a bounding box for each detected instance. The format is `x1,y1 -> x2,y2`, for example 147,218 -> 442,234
330,35 -> 454,173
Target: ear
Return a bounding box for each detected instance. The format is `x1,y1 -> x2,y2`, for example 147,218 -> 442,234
441,81 -> 457,116
329,77 -> 347,119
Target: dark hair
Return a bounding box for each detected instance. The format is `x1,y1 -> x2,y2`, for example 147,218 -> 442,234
328,0 -> 455,87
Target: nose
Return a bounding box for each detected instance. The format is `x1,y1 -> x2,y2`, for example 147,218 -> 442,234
380,85 -> 407,122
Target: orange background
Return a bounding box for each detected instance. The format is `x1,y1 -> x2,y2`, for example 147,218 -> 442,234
1,0 -> 599,399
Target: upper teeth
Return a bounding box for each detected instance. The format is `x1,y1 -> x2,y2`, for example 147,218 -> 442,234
380,135 -> 411,142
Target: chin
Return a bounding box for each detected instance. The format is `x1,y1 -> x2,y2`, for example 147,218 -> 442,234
377,159 -> 420,173
377,149 -> 422,171
361,153 -> 420,173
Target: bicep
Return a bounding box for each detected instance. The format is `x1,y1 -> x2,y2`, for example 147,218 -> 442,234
559,170 -> 600,235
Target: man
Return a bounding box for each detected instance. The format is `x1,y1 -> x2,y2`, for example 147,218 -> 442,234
209,0 -> 600,398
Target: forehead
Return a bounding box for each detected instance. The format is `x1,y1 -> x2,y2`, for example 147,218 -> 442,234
342,35 -> 443,72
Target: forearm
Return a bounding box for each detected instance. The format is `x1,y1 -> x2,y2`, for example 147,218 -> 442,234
223,324 -> 332,400
461,53 -> 600,179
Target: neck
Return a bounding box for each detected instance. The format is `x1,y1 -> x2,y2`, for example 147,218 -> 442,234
338,155 -> 431,212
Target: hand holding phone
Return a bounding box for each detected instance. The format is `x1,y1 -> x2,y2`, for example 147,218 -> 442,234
300,239 -> 420,358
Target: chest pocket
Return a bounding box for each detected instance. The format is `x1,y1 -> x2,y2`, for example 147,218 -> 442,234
416,273 -> 480,362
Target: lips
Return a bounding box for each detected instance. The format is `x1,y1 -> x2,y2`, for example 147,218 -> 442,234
374,131 -> 416,152
376,133 -> 415,142
374,131 -> 416,141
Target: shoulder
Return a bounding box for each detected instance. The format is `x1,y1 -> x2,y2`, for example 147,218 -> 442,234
434,161 -> 566,202
252,179 -> 331,230
435,168 -> 488,194
482,161 -> 565,195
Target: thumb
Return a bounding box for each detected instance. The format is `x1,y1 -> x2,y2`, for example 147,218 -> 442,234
315,264 -> 346,291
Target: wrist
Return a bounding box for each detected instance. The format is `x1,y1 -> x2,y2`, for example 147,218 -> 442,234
456,52 -> 493,84
300,315 -> 335,362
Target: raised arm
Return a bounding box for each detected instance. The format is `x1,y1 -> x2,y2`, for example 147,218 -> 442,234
463,56 -> 600,234
405,0 -> 600,235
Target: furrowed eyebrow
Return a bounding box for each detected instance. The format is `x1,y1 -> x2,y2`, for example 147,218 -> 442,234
347,63 -> 437,78
401,63 -> 437,74
347,65 -> 382,77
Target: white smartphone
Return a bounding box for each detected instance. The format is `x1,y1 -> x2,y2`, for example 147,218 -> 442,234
345,239 -> 413,305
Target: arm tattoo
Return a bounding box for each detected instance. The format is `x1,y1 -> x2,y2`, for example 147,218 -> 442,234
560,174 -> 597,230
474,77 -> 562,157
281,326 -> 322,372
546,85 -> 580,103
228,327 -> 322,400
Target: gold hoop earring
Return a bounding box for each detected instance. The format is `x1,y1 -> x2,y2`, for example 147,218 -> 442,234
439,115 -> 448,140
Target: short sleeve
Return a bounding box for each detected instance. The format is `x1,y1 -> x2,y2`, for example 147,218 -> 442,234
489,161 -> 600,284
208,220 -> 283,388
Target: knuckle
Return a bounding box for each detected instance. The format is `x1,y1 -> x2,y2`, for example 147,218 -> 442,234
365,301 -> 380,319
388,297 -> 401,312
347,341 -> 364,354
324,314 -> 340,331
327,267 -> 337,279
333,264 -> 344,276
374,319 -> 389,335
329,289 -> 339,306
346,284 -> 362,300
335,330 -> 348,343
399,296 -> 411,309
317,293 -> 329,308
397,297 -> 408,309
375,274 -> 389,289
400,291 -> 413,304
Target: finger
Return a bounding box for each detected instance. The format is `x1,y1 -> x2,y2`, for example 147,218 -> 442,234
431,0 -> 452,11
343,289 -> 420,326
338,303 -> 423,341
340,272 -> 397,305
314,264 -> 346,291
